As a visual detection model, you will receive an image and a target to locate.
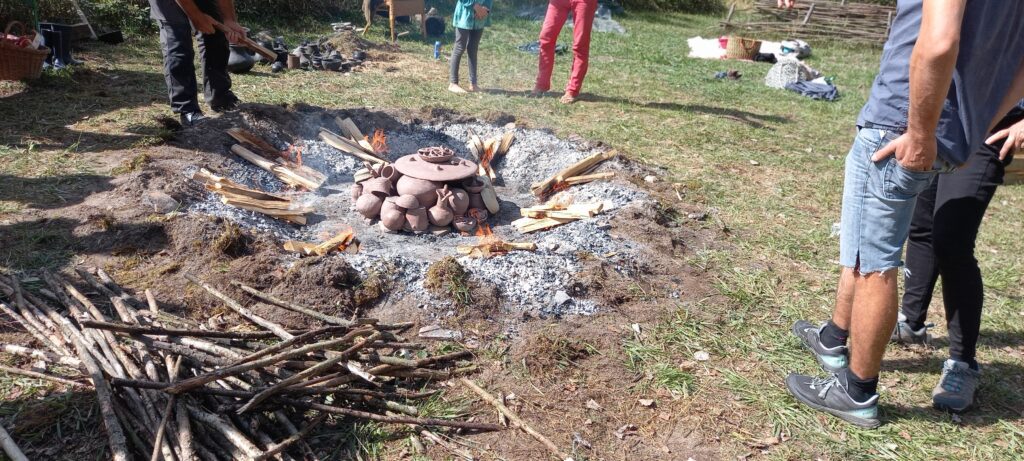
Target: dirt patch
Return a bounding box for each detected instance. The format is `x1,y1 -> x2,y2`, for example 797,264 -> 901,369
424,256 -> 474,308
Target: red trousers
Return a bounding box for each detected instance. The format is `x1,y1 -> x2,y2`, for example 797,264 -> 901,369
535,0 -> 598,97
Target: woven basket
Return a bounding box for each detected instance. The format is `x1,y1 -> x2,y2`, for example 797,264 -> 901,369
0,22 -> 50,81
725,36 -> 761,60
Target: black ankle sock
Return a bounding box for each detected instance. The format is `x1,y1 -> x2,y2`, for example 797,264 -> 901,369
844,369 -> 878,403
820,320 -> 849,349
950,355 -> 979,370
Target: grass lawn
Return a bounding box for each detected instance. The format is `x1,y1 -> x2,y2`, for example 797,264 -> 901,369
1,4 -> 1022,460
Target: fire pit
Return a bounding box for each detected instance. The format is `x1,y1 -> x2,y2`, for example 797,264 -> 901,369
187,108 -> 655,317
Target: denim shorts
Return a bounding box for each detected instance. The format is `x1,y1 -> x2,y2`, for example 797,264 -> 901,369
839,128 -> 938,273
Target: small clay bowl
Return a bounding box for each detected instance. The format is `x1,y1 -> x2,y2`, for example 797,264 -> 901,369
395,194 -> 420,210
453,216 -> 477,233
323,58 -> 342,71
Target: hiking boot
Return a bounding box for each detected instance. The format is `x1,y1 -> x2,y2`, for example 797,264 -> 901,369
791,320 -> 848,372
932,359 -> 981,412
890,311 -> 931,345
786,371 -> 880,428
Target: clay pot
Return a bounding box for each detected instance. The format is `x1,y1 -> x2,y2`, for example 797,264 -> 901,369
350,183 -> 363,202
379,198 -> 405,231
468,193 -> 485,211
374,164 -> 402,185
355,194 -> 384,219
395,194 -> 420,210
362,177 -> 393,197
463,178 -> 484,194
353,50 -> 367,61
406,207 -> 429,232
270,61 -> 285,73
452,216 -> 477,233
323,58 -> 342,71
428,193 -> 454,227
395,176 -> 441,207
448,188 -> 469,216
227,45 -> 256,74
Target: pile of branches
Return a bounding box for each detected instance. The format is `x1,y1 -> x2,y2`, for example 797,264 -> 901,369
0,268 -> 498,460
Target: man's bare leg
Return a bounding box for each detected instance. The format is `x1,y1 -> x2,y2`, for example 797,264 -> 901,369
831,266 -> 857,330
848,270 -> 900,378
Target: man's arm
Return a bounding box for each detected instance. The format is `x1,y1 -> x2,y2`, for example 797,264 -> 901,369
872,0 -> 967,170
173,0 -> 216,34
217,0 -> 246,42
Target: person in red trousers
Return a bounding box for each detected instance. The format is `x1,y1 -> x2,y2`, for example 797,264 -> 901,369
530,0 -> 598,104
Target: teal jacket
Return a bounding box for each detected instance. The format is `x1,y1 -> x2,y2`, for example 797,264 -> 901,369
452,0 -> 493,30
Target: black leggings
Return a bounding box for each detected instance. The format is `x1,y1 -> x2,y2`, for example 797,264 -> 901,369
901,142 -> 1012,364
450,27 -> 483,85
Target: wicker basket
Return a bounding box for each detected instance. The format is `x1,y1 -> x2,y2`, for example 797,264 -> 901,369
0,22 -> 50,81
725,36 -> 761,60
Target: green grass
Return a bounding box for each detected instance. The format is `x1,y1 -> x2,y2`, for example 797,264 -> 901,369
0,5 -> 1022,460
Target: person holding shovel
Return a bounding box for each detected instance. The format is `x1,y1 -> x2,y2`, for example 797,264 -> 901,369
530,0 -> 598,104
148,0 -> 247,127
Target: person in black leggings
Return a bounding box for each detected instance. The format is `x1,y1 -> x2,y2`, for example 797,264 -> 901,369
893,102 -> 1023,412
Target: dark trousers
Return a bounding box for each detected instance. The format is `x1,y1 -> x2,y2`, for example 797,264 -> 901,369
901,145 -> 1010,364
158,20 -> 235,114
450,27 -> 483,85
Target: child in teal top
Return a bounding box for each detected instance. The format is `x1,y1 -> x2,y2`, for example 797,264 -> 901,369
448,0 -> 493,93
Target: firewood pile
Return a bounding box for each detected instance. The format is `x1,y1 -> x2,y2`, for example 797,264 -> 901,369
0,269 -> 498,460
721,0 -> 896,43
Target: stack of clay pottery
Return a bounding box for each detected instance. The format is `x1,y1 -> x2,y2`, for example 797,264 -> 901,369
287,39 -> 366,73
351,146 -> 492,234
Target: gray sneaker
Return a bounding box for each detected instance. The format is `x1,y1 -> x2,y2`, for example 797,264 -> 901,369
786,371 -> 880,428
890,311 -> 932,345
932,359 -> 981,412
791,320 -> 848,372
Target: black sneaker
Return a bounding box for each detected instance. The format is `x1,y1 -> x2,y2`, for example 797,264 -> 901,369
792,320 -> 848,372
180,111 -> 208,128
890,311 -> 932,345
210,97 -> 240,113
786,371 -> 880,428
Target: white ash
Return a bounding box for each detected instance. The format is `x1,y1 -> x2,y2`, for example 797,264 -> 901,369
185,120 -> 654,317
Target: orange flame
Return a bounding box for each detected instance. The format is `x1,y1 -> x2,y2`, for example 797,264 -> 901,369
370,129 -> 389,155
285,144 -> 304,167
480,145 -> 494,171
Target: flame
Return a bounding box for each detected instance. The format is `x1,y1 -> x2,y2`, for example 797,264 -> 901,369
370,129 -> 389,155
285,144 -> 304,167
480,144 -> 494,170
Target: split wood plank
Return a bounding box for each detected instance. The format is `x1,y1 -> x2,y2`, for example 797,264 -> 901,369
335,117 -> 365,141
231,144 -> 324,190
0,423 -> 29,461
319,128 -> 388,164
531,150 -> 618,198
282,230 -> 355,256
561,172 -> 615,186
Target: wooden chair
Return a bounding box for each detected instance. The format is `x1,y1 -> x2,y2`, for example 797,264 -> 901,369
362,0 -> 427,42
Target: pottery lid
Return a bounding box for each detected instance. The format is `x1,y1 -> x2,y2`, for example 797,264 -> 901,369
393,153 -> 478,182
395,194 -> 420,209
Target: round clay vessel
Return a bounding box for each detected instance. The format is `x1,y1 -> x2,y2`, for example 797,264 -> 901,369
463,178 -> 484,193
355,194 -> 384,219
452,216 -> 477,233
362,177 -> 393,197
448,188 -> 469,216
395,194 -> 420,210
350,183 -> 363,202
395,176 -> 441,207
468,193 -> 485,211
375,164 -> 401,185
406,207 -> 429,232
380,198 -> 405,231
227,45 -> 256,74
323,58 -> 341,71
428,197 -> 454,226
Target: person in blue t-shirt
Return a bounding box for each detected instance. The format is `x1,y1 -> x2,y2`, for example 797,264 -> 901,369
448,0 -> 493,94
788,0 -> 1024,428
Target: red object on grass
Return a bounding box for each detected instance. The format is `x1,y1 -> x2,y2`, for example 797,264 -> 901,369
719,36 -> 729,49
